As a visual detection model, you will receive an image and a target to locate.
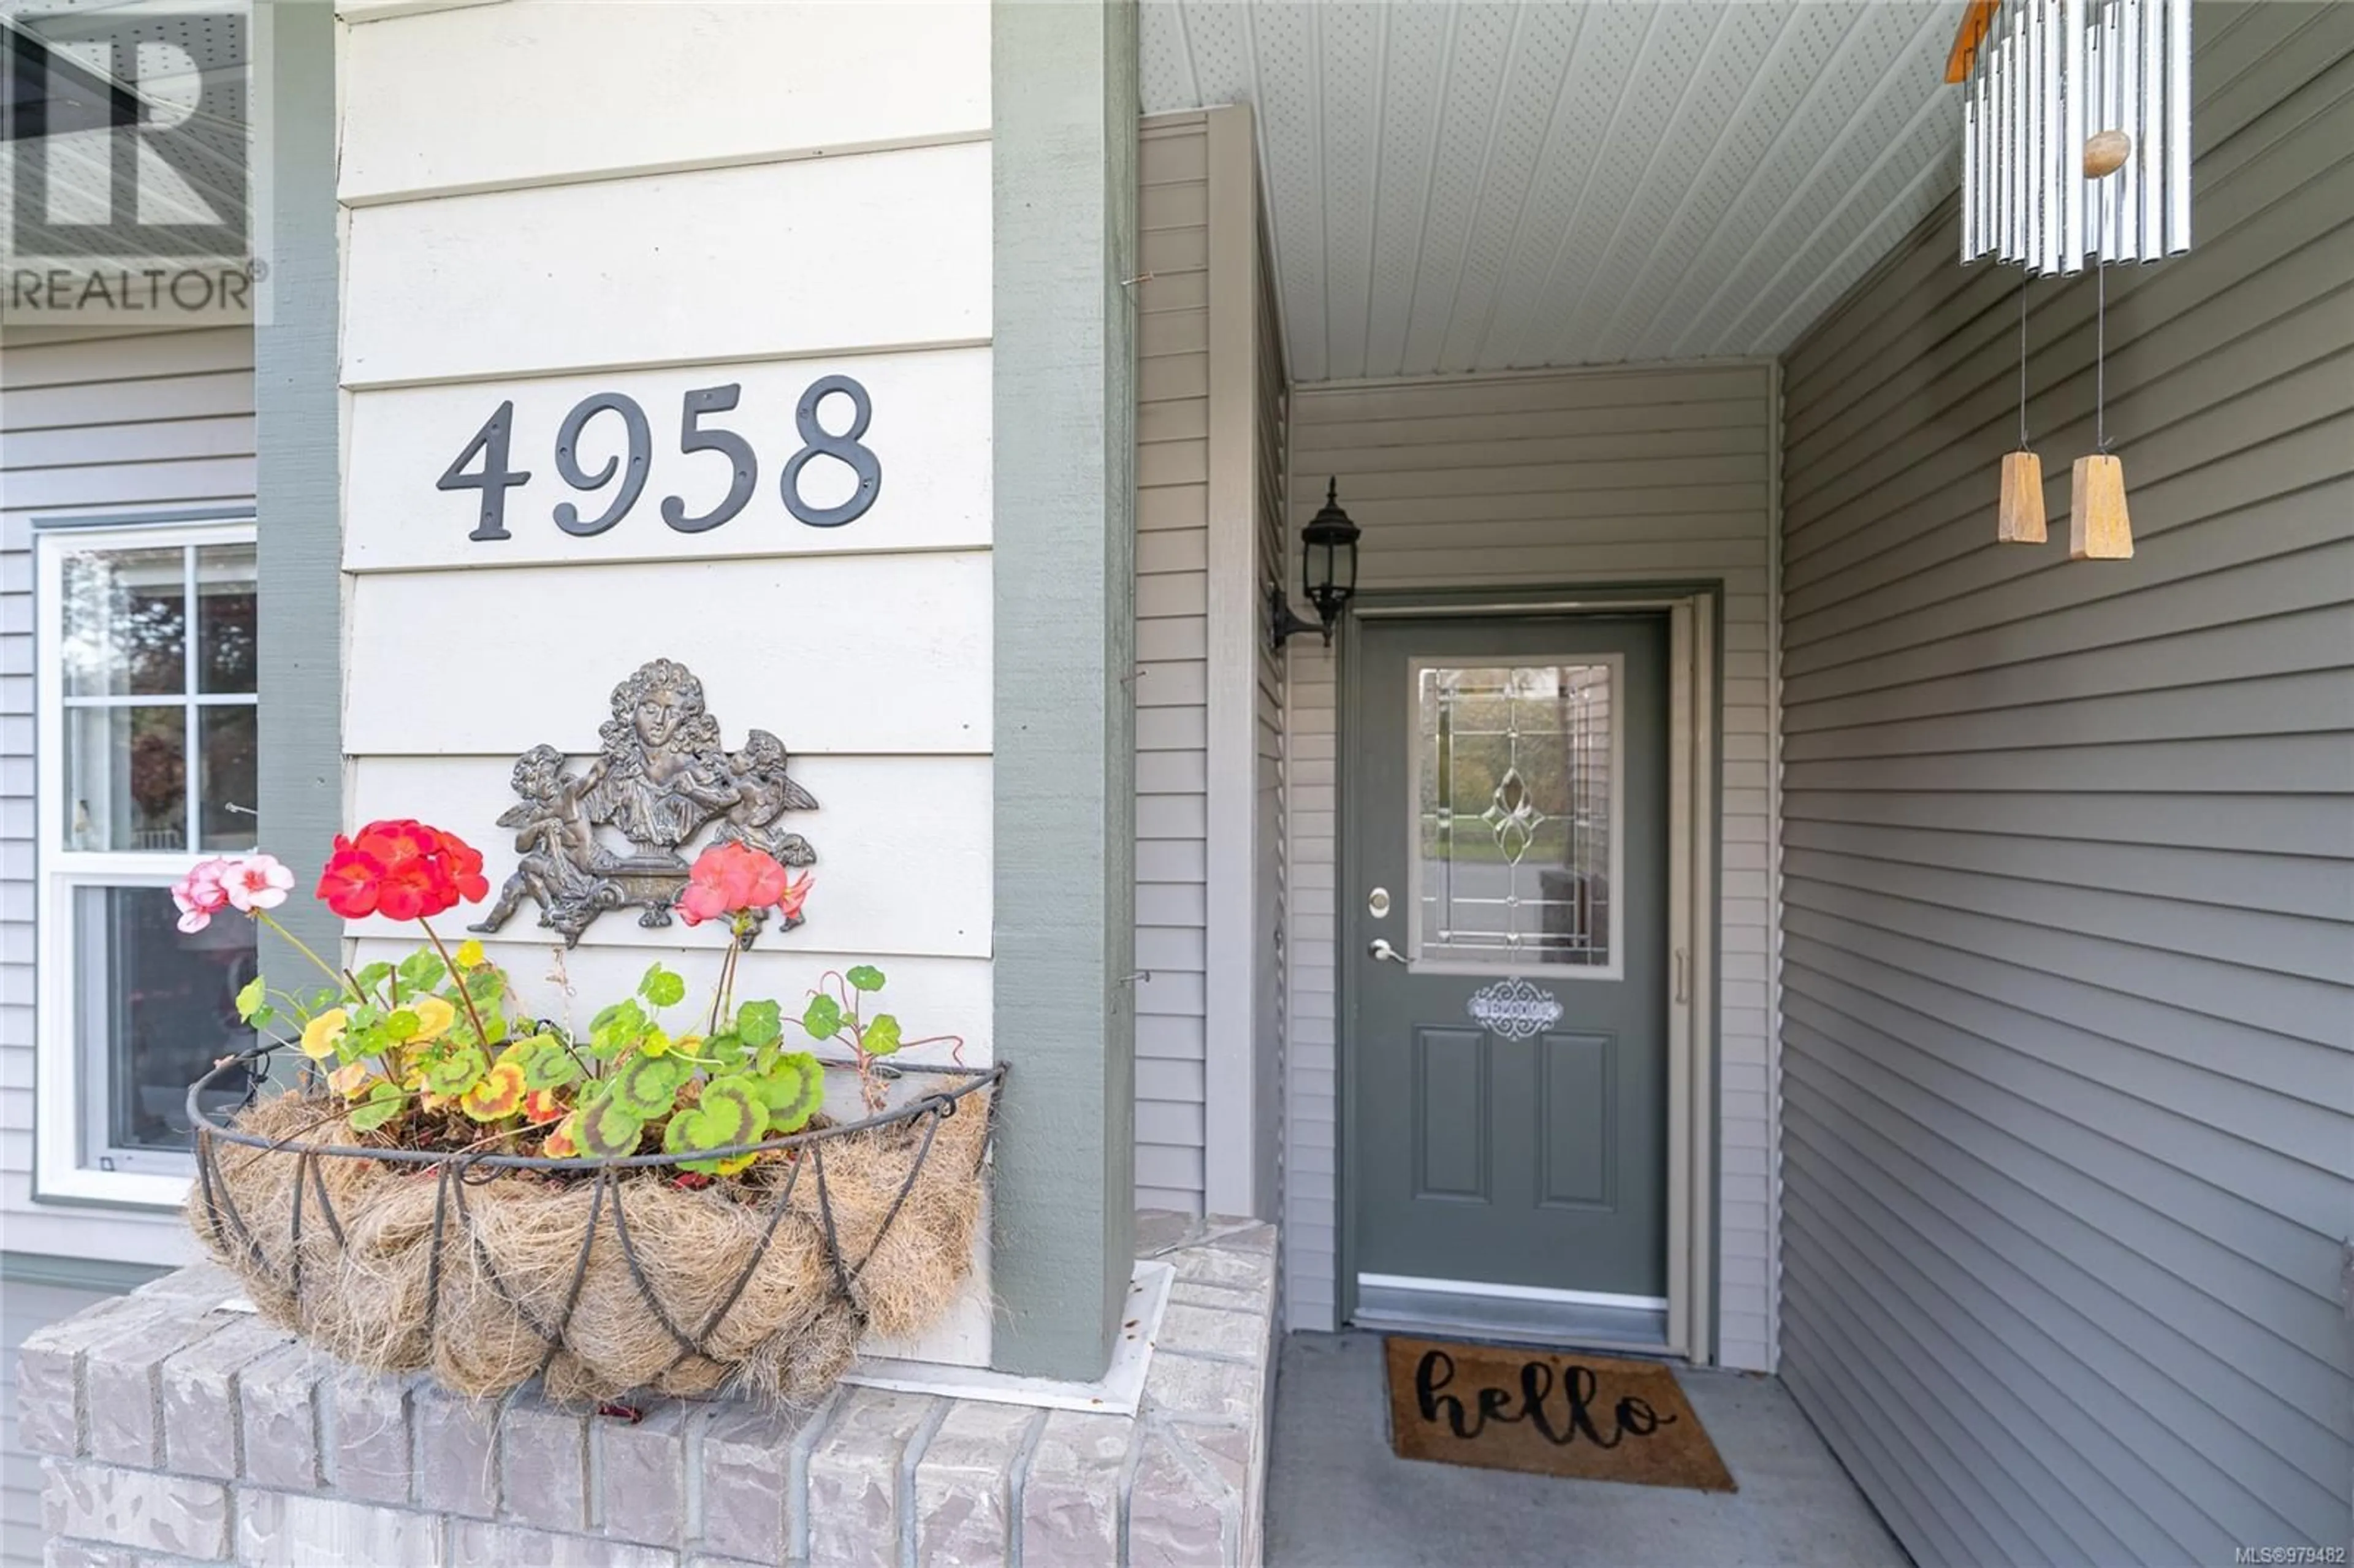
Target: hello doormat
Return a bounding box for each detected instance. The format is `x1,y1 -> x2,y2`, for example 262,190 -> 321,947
1383,1336 -> 1737,1491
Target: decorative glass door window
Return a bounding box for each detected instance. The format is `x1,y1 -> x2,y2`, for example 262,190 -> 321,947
36,524 -> 261,1201
1409,660 -> 1620,976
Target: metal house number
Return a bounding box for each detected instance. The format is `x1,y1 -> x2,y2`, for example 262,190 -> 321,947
439,375 -> 880,543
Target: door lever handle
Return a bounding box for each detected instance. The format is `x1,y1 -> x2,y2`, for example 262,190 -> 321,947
1368,938 -> 1409,965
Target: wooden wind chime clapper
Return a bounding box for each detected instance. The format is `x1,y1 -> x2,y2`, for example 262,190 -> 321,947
1950,0 -> 2191,558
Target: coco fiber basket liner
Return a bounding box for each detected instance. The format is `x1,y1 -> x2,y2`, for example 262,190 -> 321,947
185,1056 -> 1002,1407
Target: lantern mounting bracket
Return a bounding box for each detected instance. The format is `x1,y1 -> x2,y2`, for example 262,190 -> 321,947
1268,580 -> 1327,651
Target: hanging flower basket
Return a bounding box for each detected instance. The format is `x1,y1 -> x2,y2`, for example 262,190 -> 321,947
174,820 -> 999,1407
188,1054 -> 1002,1407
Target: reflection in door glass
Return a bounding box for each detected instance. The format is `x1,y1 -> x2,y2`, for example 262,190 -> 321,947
1415,663 -> 1613,968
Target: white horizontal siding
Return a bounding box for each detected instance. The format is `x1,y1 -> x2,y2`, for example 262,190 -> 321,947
0,324 -> 254,1267
1280,361 -> 1781,1368
1135,115 -> 1213,1214
1774,6 -> 2354,1560
330,2 -> 997,1369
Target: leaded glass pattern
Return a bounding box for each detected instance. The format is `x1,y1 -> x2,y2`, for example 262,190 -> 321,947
1414,662 -> 1614,969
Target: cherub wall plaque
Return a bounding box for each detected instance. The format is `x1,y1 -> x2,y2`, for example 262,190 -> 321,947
470,658 -> 817,947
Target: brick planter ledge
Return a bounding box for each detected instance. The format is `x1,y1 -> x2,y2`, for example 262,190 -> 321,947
18,1210 -> 1276,1568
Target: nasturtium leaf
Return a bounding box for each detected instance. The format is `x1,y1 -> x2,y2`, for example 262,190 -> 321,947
398,950 -> 448,994
845,965 -> 886,994
862,1014 -> 902,1057
235,975 -> 268,1021
309,986 -> 343,1013
753,1051 -> 825,1135
421,1044 -> 489,1097
354,962 -> 394,995
579,1099 -> 646,1158
465,967 -> 506,1006
384,1008 -> 421,1043
735,999 -> 782,1049
459,1060 -> 528,1122
611,1051 -> 690,1119
247,1004 -> 278,1030
802,994 -> 842,1041
702,1032 -> 750,1070
639,963 -> 687,1009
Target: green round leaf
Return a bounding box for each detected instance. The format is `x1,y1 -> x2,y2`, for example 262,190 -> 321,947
861,1014 -> 902,1057
639,963 -> 687,1009
802,994 -> 842,1041
349,1098 -> 403,1133
845,965 -> 886,994
735,999 -> 783,1049
235,975 -> 268,1021
384,1008 -> 421,1043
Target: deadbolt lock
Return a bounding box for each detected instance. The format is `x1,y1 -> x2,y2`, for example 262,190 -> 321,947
1366,887 -> 1392,919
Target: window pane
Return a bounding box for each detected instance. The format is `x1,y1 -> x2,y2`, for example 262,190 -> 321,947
1415,663 -> 1614,969
61,547 -> 186,698
64,705 -> 186,851
198,705 -> 258,850
196,543 -> 257,694
74,885 -> 260,1162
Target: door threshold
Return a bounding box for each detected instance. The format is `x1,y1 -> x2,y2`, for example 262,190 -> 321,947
1352,1274 -> 1671,1357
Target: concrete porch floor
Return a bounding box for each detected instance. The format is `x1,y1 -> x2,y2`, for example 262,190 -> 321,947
1266,1333 -> 1907,1568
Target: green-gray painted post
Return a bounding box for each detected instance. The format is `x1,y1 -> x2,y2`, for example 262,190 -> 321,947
989,0 -> 1140,1380
253,0 -> 341,981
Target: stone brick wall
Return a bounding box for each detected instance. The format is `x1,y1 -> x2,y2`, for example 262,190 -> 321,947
17,1214 -> 1276,1567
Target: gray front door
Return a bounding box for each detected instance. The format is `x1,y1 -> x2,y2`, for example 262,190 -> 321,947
1349,614 -> 1669,1303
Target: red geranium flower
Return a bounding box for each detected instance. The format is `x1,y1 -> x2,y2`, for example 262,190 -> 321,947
317,820 -> 489,921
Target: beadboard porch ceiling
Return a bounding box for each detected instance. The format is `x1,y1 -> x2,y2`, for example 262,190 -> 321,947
1138,0 -> 1968,382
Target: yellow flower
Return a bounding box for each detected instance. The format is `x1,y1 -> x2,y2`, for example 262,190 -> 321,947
300,1008 -> 349,1061
409,995 -> 457,1043
455,938 -> 486,969
327,1059 -> 371,1098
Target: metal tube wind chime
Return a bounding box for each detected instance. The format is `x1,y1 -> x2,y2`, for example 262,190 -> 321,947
1952,0 -> 2191,558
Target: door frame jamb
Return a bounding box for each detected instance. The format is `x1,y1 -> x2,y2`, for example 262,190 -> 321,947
1333,585 -> 1718,1364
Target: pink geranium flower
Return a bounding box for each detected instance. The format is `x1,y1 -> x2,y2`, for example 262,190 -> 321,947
223,854 -> 295,913
676,843 -> 805,927
170,858 -> 234,934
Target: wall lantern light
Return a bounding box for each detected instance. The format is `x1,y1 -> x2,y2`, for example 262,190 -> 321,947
1270,478 -> 1361,651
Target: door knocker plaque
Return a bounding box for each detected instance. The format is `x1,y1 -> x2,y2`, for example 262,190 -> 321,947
1466,977 -> 1563,1041
469,658 -> 818,947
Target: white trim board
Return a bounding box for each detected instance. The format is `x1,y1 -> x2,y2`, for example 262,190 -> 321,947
843,1262 -> 1175,1417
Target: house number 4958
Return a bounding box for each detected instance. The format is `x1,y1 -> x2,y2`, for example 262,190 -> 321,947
438,376 -> 880,542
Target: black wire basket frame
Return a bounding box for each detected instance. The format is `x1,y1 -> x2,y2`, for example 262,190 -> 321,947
185,1047 -> 1007,1391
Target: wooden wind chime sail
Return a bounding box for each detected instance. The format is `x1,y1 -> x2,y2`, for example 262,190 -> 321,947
1951,0 -> 2192,558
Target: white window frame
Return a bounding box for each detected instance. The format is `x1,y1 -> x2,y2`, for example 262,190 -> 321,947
34,518 -> 259,1208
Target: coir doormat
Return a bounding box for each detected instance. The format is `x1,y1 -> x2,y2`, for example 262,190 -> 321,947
1384,1336 -> 1737,1491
